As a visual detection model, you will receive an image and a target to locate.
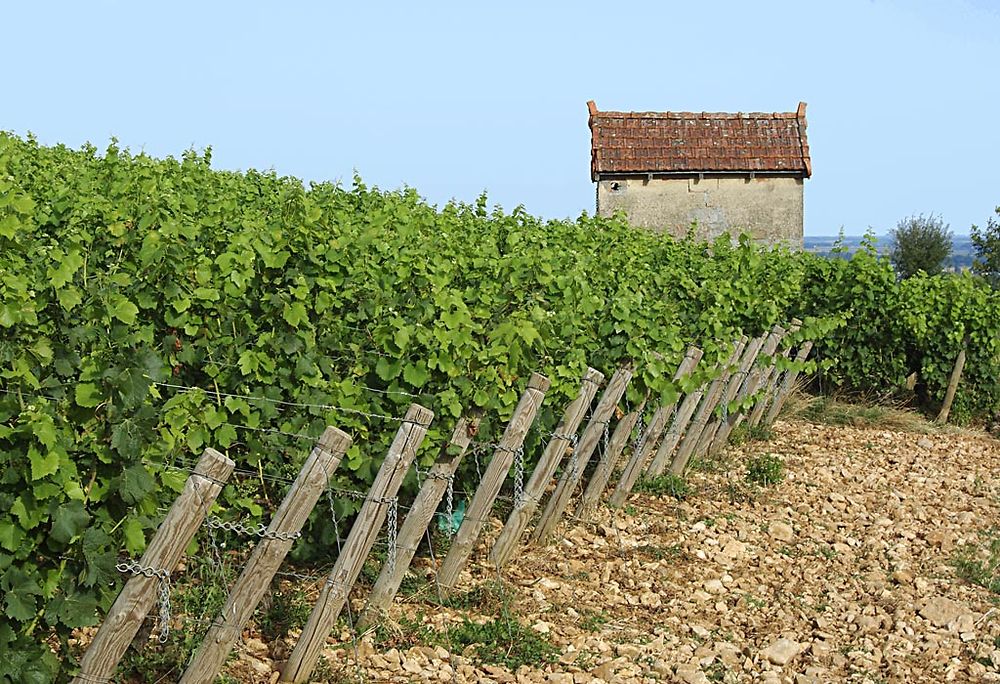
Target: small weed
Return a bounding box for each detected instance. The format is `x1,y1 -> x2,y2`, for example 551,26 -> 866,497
579,609 -> 609,632
705,660 -> 729,682
312,654 -> 341,683
730,422 -> 774,446
439,579 -> 509,611
623,504 -> 638,516
115,626 -> 205,683
118,554 -> 237,681
574,648 -> 599,670
370,615 -> 435,650
689,451 -> 733,474
492,495 -> 514,520
634,473 -> 690,500
444,611 -> 558,669
951,528 -> 1000,594
258,584 -> 312,641
640,543 -> 684,562
746,454 -> 784,486
725,480 -> 755,504
816,543 -> 837,560
399,572 -> 431,599
743,594 -> 766,609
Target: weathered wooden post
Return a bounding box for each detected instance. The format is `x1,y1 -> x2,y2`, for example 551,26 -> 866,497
359,415 -> 478,627
670,335 -> 748,475
181,428 -> 352,683
669,337 -> 748,475
434,373 -> 550,595
531,367 -> 632,544
609,346 -> 704,504
490,368 -> 604,568
690,335 -> 766,463
575,404 -> 643,521
936,345 -> 967,424
748,319 -> 802,429
709,324 -> 785,453
764,341 -> 814,426
73,449 -> 235,684
281,404 -> 434,684
647,386 -> 703,477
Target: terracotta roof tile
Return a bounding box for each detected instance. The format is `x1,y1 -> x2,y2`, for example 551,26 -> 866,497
588,101 -> 811,180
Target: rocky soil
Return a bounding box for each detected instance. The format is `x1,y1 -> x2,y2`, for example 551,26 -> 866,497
162,417 -> 1000,682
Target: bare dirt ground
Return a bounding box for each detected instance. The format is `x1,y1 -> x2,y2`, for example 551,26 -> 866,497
175,413 -> 1000,682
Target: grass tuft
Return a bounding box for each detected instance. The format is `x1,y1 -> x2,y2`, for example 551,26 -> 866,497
782,393 -> 938,433
443,612 -> 559,669
952,528 -> 1000,595
634,473 -> 690,500
745,454 -> 784,486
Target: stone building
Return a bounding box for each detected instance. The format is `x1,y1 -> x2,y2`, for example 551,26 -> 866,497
588,100 -> 811,246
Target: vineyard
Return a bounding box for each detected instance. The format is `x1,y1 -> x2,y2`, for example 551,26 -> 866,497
1,132 -> 999,682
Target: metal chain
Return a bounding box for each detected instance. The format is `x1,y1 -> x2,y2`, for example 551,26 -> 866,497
206,515 -> 301,541
472,444 -> 486,482
116,560 -> 171,643
445,473 -> 455,535
631,413 -> 647,456
386,496 -> 398,575
415,466 -> 457,536
513,447 -> 525,504
550,431 -> 579,446
567,435 -> 580,478
602,420 -> 610,459
157,577 -> 171,643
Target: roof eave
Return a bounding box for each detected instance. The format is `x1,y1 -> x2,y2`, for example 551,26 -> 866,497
594,170 -> 808,180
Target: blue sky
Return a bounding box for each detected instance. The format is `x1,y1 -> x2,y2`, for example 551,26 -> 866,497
5,1 -> 998,235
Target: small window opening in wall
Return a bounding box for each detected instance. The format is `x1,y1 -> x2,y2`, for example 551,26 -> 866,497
609,181 -> 623,193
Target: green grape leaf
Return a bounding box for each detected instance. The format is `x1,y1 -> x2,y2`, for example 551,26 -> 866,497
50,501 -> 90,545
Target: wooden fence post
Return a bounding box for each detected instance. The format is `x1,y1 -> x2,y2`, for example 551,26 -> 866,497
281,404 -> 434,684
607,406 -> 668,507
575,405 -> 643,521
647,386 -> 703,477
434,373 -> 550,595
73,449 -> 235,684
180,427 -> 352,683
359,415 -> 479,627
764,341 -> 814,426
748,319 -> 802,429
689,335 -> 766,464
936,346 -> 967,424
609,346 -> 704,504
669,337 -> 748,476
709,325 -> 786,454
531,367 -> 633,545
490,368 -> 604,568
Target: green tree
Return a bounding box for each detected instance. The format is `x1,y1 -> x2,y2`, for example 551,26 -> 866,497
971,206 -> 1000,288
888,214 -> 953,279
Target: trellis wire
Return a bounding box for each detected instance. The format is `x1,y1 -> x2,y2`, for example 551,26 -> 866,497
152,381 -> 407,423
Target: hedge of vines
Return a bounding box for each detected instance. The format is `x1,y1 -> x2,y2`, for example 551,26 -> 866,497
0,132 -> 997,681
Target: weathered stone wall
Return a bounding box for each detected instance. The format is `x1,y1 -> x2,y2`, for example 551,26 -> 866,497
596,176 -> 804,247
